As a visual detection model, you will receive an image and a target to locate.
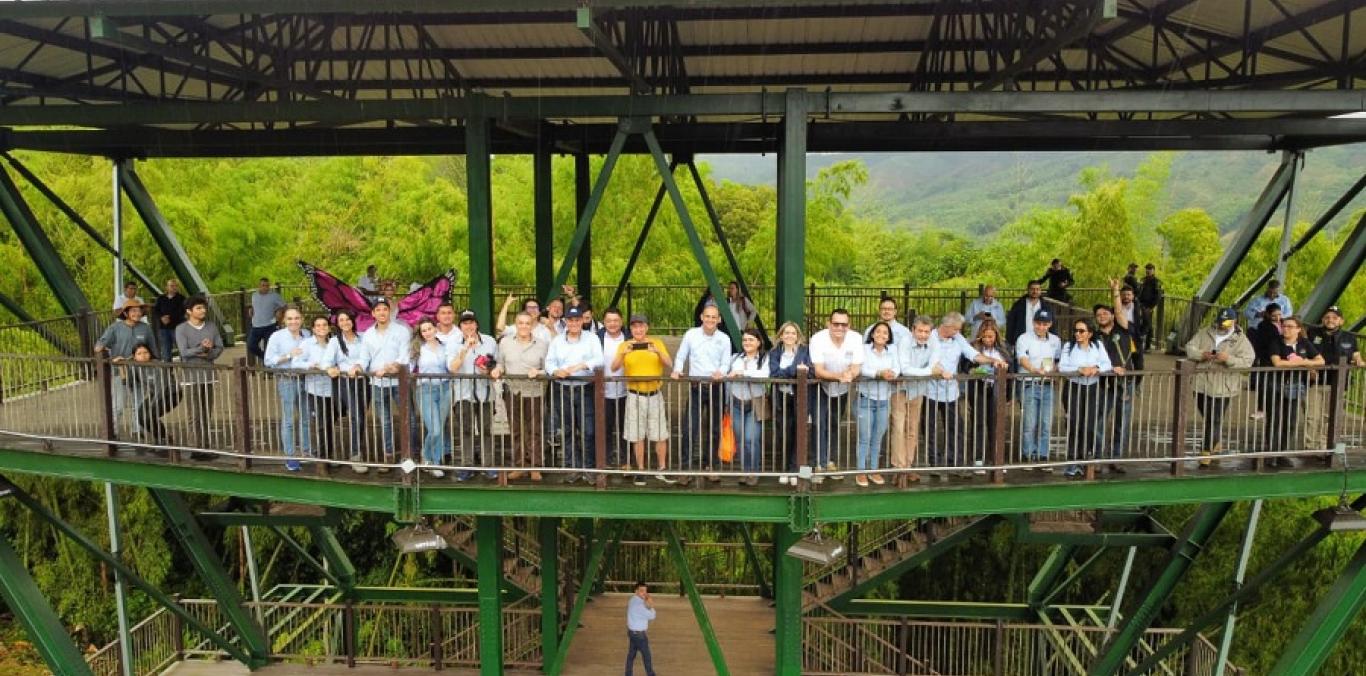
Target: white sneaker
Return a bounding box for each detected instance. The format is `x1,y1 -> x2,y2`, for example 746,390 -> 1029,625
974,460 -> 986,476
430,469 -> 446,479
350,456 -> 369,474
778,475 -> 792,485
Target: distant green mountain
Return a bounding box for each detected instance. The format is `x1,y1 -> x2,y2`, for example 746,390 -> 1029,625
700,145 -> 1365,235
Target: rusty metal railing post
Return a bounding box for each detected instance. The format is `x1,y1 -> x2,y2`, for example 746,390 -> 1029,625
237,288 -> 250,346
171,593 -> 185,660
397,369 -> 413,486
95,352 -> 116,456
795,368 -> 810,481
993,619 -> 1005,675
896,616 -> 909,676
77,309 -> 95,357
593,369 -> 608,489
430,604 -> 443,670
343,602 -> 356,668
847,525 -> 859,589
235,358 -> 252,471
1171,359 -> 1195,476
991,369 -> 1009,484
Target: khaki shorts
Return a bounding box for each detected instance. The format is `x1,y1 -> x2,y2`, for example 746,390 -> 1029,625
624,391 -> 669,442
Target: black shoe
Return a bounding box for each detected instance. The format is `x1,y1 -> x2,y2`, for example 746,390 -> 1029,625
189,452 -> 214,461
1108,464 -> 1126,474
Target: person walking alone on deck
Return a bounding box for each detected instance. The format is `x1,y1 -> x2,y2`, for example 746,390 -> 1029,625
625,582 -> 657,676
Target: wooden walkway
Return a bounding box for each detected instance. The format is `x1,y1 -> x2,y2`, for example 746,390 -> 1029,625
563,594 -> 774,675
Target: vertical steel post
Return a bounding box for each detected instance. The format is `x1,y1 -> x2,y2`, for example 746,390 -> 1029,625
1215,500 -> 1262,674
117,163 -> 217,317
1269,538 -> 1366,675
1088,502 -> 1232,676
550,129 -> 627,301
539,516 -> 560,665
241,526 -> 264,625
112,161 -> 124,300
476,516 -> 504,676
0,533 -> 94,676
534,131 -> 555,303
665,522 -> 731,675
0,164 -> 92,316
738,522 -> 772,599
776,89 -> 808,327
773,523 -> 803,675
104,483 -> 133,676
575,153 -> 592,302
1106,546 -> 1137,630
1275,151 -> 1300,286
466,95 -> 495,327
1171,359 -> 1194,476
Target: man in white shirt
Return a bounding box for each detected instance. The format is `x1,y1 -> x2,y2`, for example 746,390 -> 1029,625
809,309 -> 863,477
1014,308 -> 1062,467
546,306 -> 604,484
625,582 -> 657,676
599,309 -> 629,471
671,304 -> 733,485
447,309 -> 498,481
891,316 -> 937,485
353,299 -> 411,467
356,264 -> 380,300
923,313 -> 1006,479
966,285 -> 1006,338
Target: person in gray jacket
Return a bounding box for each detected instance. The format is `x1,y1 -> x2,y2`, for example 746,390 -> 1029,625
96,297 -> 157,437
1184,308 -> 1255,468
175,296 -> 224,459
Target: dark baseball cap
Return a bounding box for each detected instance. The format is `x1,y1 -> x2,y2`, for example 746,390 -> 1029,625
565,306 -> 584,319
629,313 -> 649,324
1216,308 -> 1237,325
1323,305 -> 1343,318
458,309 -> 478,323
1034,309 -> 1055,323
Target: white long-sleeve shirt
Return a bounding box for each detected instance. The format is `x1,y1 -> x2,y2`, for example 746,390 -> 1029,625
545,332 -> 604,385
728,353 -> 768,400
446,333 -> 498,402
264,329 -> 312,370
859,344 -> 901,400
673,326 -> 733,377
301,337 -> 340,397
1059,341 -> 1113,386
360,322 -> 412,388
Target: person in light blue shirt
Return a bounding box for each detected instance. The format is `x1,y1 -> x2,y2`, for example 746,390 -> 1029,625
1058,317 -> 1112,478
352,300 -> 411,467
625,582 -> 657,676
1014,309 -> 1063,467
1244,279 -> 1293,330
329,309 -> 370,474
966,285 -> 1007,338
923,313 -> 1007,478
545,306 -> 604,483
264,307 -> 313,471
726,329 -> 769,485
855,321 -> 900,487
301,316 -> 341,465
671,303 -> 733,484
446,309 -> 499,481
409,319 -> 453,478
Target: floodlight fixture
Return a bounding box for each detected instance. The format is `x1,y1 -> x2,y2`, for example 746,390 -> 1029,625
786,530 -> 845,565
391,521 -> 448,554
1313,500 -> 1366,533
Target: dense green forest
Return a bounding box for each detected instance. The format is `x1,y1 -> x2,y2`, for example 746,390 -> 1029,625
0,147 -> 1364,673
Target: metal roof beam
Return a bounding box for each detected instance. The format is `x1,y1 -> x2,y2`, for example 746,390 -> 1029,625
577,6 -> 651,95
1166,0 -> 1364,76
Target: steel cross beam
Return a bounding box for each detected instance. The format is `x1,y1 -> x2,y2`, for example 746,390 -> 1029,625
0,289 -> 82,355
1299,209 -> 1366,322
687,160 -> 769,344
0,532 -> 94,676
607,160 -> 673,312
975,0 -> 1104,92
267,525 -> 347,589
149,489 -> 271,666
1089,502 -> 1233,676
547,519 -> 621,676
476,516 -> 504,676
0,478 -> 257,665
828,516 -> 1002,611
0,163 -> 92,317
738,522 -> 772,599
665,522 -> 731,675
1193,151 -> 1298,305
577,6 -> 651,95
1270,538 -> 1366,674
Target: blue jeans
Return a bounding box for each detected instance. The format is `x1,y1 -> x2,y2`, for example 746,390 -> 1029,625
277,376 -> 311,458
553,383 -> 595,469
372,385 -> 398,459
157,327 -> 176,362
1096,380 -> 1133,459
683,383 -> 722,471
815,390 -> 850,468
625,631 -> 655,676
856,396 -> 890,471
417,382 -> 451,465
730,398 -> 761,473
1019,381 -> 1054,462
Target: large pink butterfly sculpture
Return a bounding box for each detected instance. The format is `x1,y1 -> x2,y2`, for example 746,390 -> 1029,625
297,261 -> 456,333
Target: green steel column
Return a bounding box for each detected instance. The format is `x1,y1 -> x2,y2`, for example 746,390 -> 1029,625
116,162 -> 211,303
539,516 -> 560,664
0,164 -> 92,316
534,132 -> 555,303
307,525 -> 357,595
608,168 -> 671,311
773,523 -> 803,676
548,520 -> 620,675
575,153 -> 592,302
1089,502 -> 1231,676
0,534 -> 94,676
1194,154 -> 1295,304
775,89 -> 808,327
149,489 -> 270,667
466,95 -> 495,327
476,515 -> 504,676
1270,538 -> 1366,675
738,522 -> 772,599
1027,545 -> 1078,609
665,522 -> 731,675
640,128 -> 742,348
550,128 -> 627,302
1300,210 -> 1366,322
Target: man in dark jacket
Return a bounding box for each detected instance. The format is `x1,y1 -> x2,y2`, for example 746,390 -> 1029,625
1137,264 -> 1164,351
1006,281 -> 1051,346
1034,259 -> 1074,304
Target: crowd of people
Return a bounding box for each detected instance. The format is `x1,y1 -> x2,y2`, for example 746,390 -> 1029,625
89,260 -> 1360,486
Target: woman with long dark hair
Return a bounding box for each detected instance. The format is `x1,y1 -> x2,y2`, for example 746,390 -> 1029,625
1058,318 -> 1111,479
855,321 -> 899,487
410,319 -> 452,477
963,320 -> 1011,474
728,328 -> 769,485
329,309 -> 370,473
1267,316 -> 1324,466
302,315 -> 340,466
